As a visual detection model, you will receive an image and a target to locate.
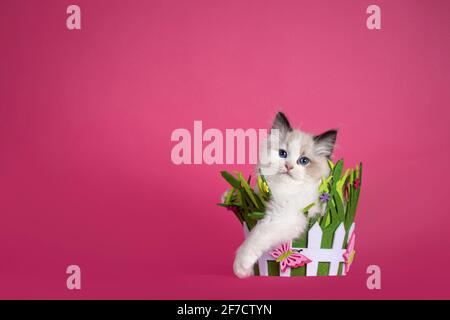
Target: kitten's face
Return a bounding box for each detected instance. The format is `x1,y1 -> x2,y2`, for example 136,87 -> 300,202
259,112 -> 337,184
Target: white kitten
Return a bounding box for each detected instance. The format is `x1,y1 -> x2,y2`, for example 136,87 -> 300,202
233,112 -> 337,278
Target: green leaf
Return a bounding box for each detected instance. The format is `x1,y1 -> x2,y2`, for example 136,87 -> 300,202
324,212 -> 331,227
248,211 -> 265,220
220,171 -> 241,188
216,203 -> 233,207
237,172 -> 260,209
302,202 -> 316,214
320,205 -> 333,228
309,215 -> 320,227
336,169 -> 349,202
236,189 -> 243,207
345,162 -> 363,229
332,191 -> 345,221
327,159 -> 335,170
332,159 -> 344,188
319,176 -> 332,193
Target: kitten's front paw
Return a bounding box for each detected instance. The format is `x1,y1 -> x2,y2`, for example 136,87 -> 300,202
233,250 -> 256,279
233,259 -> 253,279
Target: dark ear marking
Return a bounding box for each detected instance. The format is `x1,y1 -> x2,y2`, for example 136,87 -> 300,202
272,112 -> 293,135
313,129 -> 338,158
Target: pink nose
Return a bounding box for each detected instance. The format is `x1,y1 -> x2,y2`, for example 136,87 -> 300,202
285,164 -> 293,171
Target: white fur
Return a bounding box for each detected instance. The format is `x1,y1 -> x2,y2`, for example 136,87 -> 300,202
233,122 -> 332,278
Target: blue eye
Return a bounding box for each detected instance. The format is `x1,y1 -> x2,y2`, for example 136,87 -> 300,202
279,149 -> 287,158
297,156 -> 310,166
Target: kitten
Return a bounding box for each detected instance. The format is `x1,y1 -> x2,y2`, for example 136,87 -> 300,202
233,112 -> 337,278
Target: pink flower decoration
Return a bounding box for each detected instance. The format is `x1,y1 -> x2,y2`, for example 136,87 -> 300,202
270,243 -> 312,272
353,178 -> 361,189
343,231 -> 356,274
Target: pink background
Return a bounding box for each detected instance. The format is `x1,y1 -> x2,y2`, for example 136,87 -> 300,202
1,0 -> 449,299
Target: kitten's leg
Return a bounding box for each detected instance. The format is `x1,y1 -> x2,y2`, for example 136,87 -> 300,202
233,215 -> 306,278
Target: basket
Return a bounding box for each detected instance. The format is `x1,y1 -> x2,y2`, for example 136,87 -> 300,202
219,159 -> 362,277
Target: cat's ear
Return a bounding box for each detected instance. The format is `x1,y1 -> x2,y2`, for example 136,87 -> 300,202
271,112 -> 293,136
313,130 -> 337,158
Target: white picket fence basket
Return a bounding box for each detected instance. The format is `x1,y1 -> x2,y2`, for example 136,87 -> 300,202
243,222 -> 355,277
